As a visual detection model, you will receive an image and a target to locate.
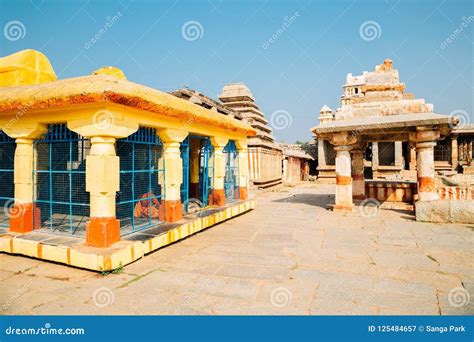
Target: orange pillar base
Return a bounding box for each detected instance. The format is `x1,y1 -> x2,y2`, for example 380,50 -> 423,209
10,203 -> 41,233
238,187 -> 248,200
160,200 -> 183,223
333,204 -> 353,212
86,217 -> 120,248
209,189 -> 226,207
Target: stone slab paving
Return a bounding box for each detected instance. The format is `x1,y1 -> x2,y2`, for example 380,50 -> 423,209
1,183 -> 473,315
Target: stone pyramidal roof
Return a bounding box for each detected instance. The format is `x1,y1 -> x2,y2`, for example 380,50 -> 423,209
334,59 -> 434,120
219,83 -> 278,148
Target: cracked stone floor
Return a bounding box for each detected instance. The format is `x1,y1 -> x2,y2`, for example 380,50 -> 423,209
0,183 -> 473,315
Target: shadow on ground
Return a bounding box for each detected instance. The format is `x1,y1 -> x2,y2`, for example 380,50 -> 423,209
271,193 -> 334,209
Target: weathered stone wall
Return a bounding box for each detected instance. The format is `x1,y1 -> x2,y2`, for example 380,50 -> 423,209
283,156 -> 302,186
248,146 -> 282,186
365,180 -> 417,203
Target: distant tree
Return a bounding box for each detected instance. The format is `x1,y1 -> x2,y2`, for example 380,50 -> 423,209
295,140 -> 307,145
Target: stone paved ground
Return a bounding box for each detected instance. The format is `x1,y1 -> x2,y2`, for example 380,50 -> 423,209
1,183 -> 473,315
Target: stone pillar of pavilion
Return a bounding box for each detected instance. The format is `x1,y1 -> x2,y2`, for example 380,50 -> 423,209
329,132 -> 358,211
408,142 -> 417,170
395,141 -> 403,168
85,136 -> 121,247
210,136 -> 229,206
351,147 -> 366,200
468,141 -> 473,163
410,128 -> 440,201
236,139 -> 249,200
69,117 -> 138,247
189,138 -> 200,198
371,142 -> 379,172
451,135 -> 458,171
3,123 -> 47,233
317,138 -> 326,168
157,128 -> 188,222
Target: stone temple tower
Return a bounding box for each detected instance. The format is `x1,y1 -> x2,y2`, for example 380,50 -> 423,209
219,83 -> 283,188
318,105 -> 334,124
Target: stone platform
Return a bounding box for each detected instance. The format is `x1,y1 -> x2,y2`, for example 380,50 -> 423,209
0,199 -> 255,272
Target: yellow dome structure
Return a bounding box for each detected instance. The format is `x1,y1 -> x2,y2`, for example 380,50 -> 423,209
92,66 -> 127,79
0,49 -> 57,87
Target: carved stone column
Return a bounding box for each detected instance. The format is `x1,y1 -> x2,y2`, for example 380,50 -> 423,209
351,149 -> 365,200
3,123 -> 47,233
209,136 -> 229,206
157,128 -> 189,222
236,139 -> 249,200
451,135 -> 458,171
410,128 -> 440,201
329,132 -> 358,211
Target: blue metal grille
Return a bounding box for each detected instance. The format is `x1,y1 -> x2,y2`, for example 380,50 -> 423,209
180,136 -> 190,213
198,137 -> 214,207
116,127 -> 164,235
34,124 -> 90,236
223,140 -> 239,203
0,132 -> 15,228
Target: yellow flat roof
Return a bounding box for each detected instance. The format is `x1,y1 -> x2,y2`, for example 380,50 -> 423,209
0,74 -> 256,136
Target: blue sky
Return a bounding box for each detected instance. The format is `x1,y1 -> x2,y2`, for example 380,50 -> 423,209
1,0 -> 472,142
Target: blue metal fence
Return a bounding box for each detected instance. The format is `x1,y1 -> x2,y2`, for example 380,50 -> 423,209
180,136 -> 190,212
34,124 -> 90,235
116,127 -> 165,235
198,137 -> 214,207
223,140 -> 239,203
0,132 -> 15,228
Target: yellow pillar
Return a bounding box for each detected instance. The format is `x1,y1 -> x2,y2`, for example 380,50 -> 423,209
210,136 -> 228,206
84,137 -> 121,247
189,138 -> 201,199
236,139 -> 249,200
157,128 -> 188,222
3,123 -> 46,233
69,115 -> 138,247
